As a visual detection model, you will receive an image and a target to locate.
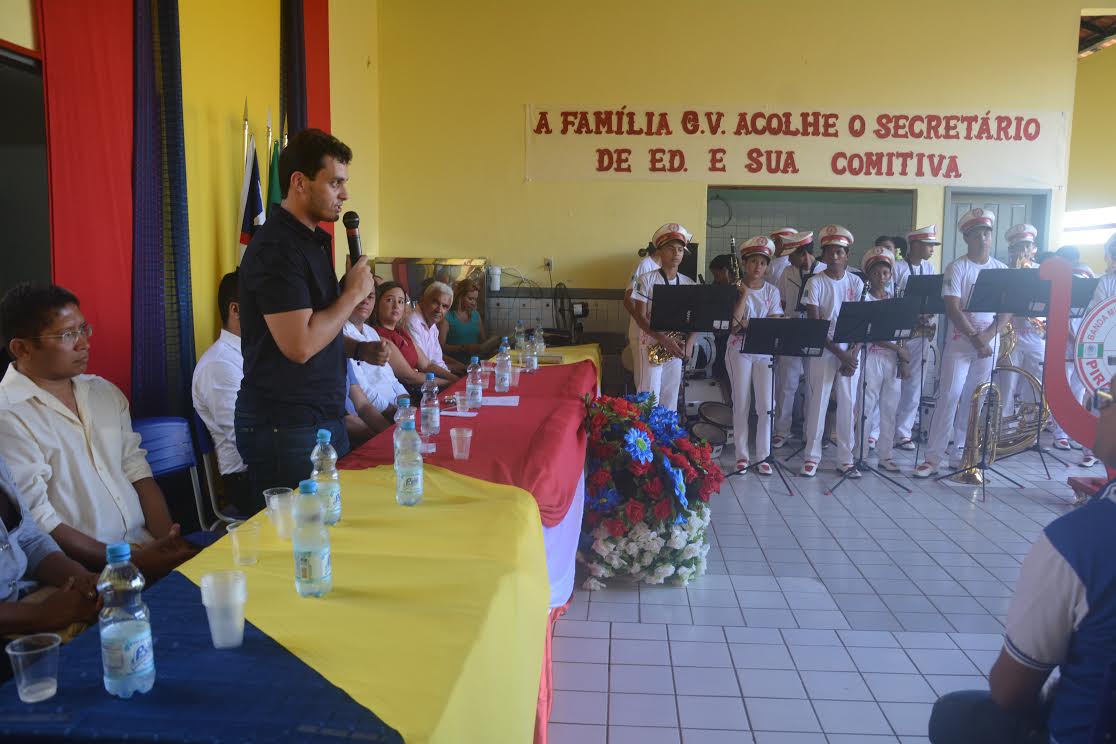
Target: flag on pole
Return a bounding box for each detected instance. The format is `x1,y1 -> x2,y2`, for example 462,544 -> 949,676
236,134 -> 265,263
267,139 -> 282,218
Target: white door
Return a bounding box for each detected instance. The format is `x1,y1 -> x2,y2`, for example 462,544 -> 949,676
943,192 -> 1048,266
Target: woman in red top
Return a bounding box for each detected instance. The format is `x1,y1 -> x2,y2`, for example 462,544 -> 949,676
373,282 -> 453,387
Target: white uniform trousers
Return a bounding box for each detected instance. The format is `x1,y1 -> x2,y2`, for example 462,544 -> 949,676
999,339 -> 1044,415
644,356 -> 683,412
774,356 -> 805,438
895,336 -> 929,441
863,352 -> 901,462
804,350 -> 860,465
1052,361 -> 1094,457
629,326 -> 648,392
925,337 -> 998,465
726,351 -> 774,463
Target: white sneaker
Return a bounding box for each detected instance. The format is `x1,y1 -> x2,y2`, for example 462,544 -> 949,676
1082,455 -> 1099,468
913,461 -> 938,478
879,459 -> 901,473
1054,438 -> 1072,450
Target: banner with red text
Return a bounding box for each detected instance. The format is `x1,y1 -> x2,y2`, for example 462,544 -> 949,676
525,106 -> 1067,188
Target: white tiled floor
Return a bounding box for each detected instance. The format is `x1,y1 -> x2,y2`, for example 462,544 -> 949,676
550,438 -> 1085,743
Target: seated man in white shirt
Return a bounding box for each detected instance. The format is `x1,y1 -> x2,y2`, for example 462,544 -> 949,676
0,284 -> 195,576
342,279 -> 408,419
406,282 -> 464,377
191,271 -> 251,514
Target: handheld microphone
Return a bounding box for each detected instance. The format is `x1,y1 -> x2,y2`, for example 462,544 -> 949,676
342,211 -> 362,266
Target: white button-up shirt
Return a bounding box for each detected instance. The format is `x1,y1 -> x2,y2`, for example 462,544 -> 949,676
343,321 -> 408,411
406,311 -> 446,368
0,365 -> 154,545
191,330 -> 245,475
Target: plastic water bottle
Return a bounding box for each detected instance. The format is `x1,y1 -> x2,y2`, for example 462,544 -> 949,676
395,420 -> 424,506
292,480 -> 332,598
393,399 -> 415,453
466,355 -> 484,408
420,373 -> 441,438
524,334 -> 539,373
309,429 -> 341,525
533,319 -> 546,353
514,320 -> 527,351
97,543 -> 155,699
495,344 -> 512,392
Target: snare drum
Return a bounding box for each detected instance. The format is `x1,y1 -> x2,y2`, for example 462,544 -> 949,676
690,421 -> 727,458
698,401 -> 733,432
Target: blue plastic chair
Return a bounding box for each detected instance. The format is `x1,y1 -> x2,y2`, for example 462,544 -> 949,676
132,416 -> 212,531
190,411 -> 238,526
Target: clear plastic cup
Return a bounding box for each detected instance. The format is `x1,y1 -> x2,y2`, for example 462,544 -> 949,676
5,633 -> 61,703
226,521 -> 260,565
510,366 -> 522,387
480,363 -> 493,388
456,394 -> 469,413
200,571 -> 247,649
451,428 -> 473,460
264,488 -> 295,540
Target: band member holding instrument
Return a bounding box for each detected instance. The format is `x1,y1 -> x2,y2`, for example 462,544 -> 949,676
773,232 -> 821,448
1001,224 -> 1046,420
625,223 -> 696,412
766,227 -> 798,283
914,209 -> 1012,478
624,236 -> 662,392
893,226 -> 941,451
859,247 -> 909,473
727,237 -> 784,474
801,225 -> 863,478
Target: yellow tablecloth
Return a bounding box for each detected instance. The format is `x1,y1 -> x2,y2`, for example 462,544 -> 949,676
179,466 -> 549,744
511,342 -> 601,388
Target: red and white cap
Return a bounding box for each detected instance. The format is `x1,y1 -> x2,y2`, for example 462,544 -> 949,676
861,246 -> 896,273
958,208 -> 996,234
818,224 -> 854,249
905,225 -> 942,245
651,223 -> 693,251
776,231 -> 814,257
1005,223 -> 1037,246
769,227 -> 797,241
740,236 -> 776,260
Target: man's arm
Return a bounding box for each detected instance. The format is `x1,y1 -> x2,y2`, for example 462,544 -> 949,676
988,650 -> 1052,715
133,477 -> 173,539
48,523 -> 108,571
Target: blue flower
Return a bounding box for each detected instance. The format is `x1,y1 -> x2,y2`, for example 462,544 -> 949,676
624,429 -> 653,464
623,392 -> 652,405
660,453 -> 688,508
588,487 -> 622,513
647,406 -> 686,441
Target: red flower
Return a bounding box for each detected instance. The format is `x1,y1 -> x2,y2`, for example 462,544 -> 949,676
632,420 -> 652,436
586,511 -> 602,526
625,501 -> 646,524
645,477 -> 664,498
653,499 -> 673,522
589,469 -> 611,490
606,519 -> 627,538
588,442 -> 615,459
589,412 -> 609,432
628,460 -> 652,477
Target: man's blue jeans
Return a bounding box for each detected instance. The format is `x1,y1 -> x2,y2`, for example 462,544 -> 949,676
930,690 -> 1049,744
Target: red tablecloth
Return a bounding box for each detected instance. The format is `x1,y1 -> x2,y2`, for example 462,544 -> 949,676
339,360 -> 596,528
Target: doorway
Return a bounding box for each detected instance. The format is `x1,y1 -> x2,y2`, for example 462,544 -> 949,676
943,189 -> 1052,265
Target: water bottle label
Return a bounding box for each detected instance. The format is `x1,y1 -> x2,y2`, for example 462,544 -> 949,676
325,485 -> 341,519
422,408 -> 440,434
102,626 -> 154,678
496,372 -> 511,391
295,548 -> 332,582
398,467 -> 423,496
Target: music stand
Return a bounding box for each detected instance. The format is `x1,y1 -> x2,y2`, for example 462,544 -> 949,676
730,318 -> 828,496
650,284 -> 738,333
935,269 -> 1025,498
902,274 -> 945,463
827,296 -> 921,496
1070,277 -> 1101,319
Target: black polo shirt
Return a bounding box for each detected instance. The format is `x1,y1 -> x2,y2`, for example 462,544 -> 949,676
236,207 -> 346,426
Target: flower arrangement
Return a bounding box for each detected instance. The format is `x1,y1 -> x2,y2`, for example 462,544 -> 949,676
579,393 -> 724,589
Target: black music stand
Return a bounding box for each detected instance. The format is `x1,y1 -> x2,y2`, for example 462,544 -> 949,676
729,318 -> 828,496
650,284 -> 738,333
1070,277 -> 1101,319
827,296 -> 921,496
935,269 -> 1024,498
903,274 -> 945,462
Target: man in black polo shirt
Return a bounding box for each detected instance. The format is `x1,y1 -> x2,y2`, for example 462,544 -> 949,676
235,128 -> 378,512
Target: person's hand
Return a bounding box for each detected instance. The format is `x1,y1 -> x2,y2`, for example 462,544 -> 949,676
897,347 -> 912,364
36,577 -> 100,629
736,281 -> 748,297
342,255 -> 375,302
70,571 -> 99,600
132,525 -> 198,579
657,334 -> 685,360
684,336 -> 696,360
898,361 -> 911,380
357,340 -> 390,366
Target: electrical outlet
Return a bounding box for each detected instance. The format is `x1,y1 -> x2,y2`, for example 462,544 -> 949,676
543,257 -> 553,271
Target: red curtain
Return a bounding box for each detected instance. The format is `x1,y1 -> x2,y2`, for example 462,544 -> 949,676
303,0 -> 331,133
38,0 -> 134,395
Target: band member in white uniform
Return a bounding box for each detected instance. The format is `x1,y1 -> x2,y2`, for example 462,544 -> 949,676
914,209 -> 1012,477
727,236 -> 783,474
624,239 -> 663,392
892,225 -> 940,450
772,232 -> 822,447
858,246 -> 909,472
801,225 -> 864,478
625,223 -> 695,412
1000,224 -> 1046,418
766,227 -> 798,284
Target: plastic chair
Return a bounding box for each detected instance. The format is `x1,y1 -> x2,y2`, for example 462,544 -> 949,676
191,412 -> 239,527
132,416 -> 212,531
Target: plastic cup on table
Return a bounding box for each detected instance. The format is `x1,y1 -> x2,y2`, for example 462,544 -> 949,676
451,428 -> 473,460
264,488 -> 295,540
226,521 -> 260,565
5,633 -> 61,703
456,394 -> 469,413
510,366 -> 522,387
200,571 -> 248,649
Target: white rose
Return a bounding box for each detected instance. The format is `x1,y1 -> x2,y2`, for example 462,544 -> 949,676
582,577 -> 606,591
681,544 -> 699,560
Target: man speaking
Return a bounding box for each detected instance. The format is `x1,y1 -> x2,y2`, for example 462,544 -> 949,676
235,128 -> 381,512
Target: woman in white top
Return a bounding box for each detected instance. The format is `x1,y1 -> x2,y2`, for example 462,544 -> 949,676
727,236 -> 783,474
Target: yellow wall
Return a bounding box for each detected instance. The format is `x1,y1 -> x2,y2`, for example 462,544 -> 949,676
180,0 -> 280,354
328,0 -> 379,274
0,0 -> 35,49
1067,45 -> 1116,212
373,0 -> 1082,287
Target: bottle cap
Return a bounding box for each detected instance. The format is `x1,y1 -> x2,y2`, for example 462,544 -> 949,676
499,345 -> 508,352
470,356 -> 479,364
316,428 -> 331,443
401,420 -> 416,430
105,542 -> 130,563
426,372 -> 435,381
298,479 -> 318,494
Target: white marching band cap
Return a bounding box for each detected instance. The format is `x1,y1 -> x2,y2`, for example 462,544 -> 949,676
906,225 -> 942,245
1106,232 -> 1116,257
1005,223 -> 1037,246
818,224 -> 854,249
861,246 -> 896,272
959,208 -> 996,234
776,231 -> 814,256
769,227 -> 798,241
652,223 -> 693,251
740,236 -> 776,259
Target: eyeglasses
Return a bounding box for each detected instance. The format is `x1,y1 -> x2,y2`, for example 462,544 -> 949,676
30,323 -> 93,346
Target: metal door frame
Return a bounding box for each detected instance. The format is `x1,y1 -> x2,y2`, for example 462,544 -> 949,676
943,187 -> 1054,263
